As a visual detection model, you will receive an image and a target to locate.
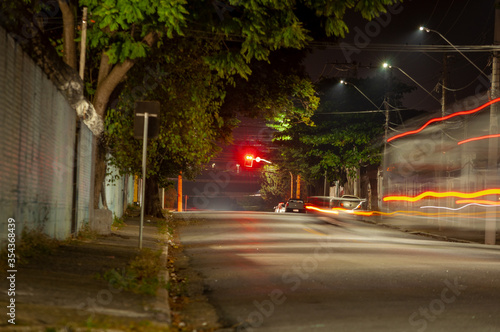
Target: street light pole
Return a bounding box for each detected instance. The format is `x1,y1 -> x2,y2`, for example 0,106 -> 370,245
340,80 -> 381,205
340,80 -> 381,110
420,26 -> 489,80
383,63 -> 442,105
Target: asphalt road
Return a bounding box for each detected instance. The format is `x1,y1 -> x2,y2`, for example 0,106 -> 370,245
176,211 -> 500,332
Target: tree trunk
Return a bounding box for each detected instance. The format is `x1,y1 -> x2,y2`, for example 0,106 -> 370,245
1,8 -> 103,136
92,33 -> 157,209
58,0 -> 77,70
145,177 -> 164,218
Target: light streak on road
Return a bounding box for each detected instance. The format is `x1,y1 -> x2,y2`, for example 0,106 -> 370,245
303,227 -> 327,236
305,206 -> 339,214
456,199 -> 500,205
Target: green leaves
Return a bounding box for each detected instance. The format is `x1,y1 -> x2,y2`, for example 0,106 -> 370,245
81,0 -> 189,64
104,37 -> 227,180
106,38 -> 148,63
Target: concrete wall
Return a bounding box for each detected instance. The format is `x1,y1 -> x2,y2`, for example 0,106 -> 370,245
0,26 -> 133,241
0,28 -> 76,239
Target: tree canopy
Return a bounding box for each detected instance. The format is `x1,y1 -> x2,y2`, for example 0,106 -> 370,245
0,0 -> 405,212
268,74 -> 416,196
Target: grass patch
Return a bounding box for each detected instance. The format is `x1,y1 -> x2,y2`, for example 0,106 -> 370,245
82,316 -> 171,332
102,248 -> 167,296
44,316 -> 171,332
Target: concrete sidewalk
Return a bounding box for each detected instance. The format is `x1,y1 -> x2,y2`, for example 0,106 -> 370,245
369,215 -> 500,245
1,213 -> 171,331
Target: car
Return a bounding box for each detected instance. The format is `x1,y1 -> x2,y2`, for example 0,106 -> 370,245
274,202 -> 286,213
285,198 -> 305,213
306,195 -> 366,213
338,195 -> 365,210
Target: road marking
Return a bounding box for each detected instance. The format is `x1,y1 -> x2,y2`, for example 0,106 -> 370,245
303,227 -> 327,236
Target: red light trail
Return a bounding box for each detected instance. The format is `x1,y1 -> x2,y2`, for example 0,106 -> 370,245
387,97 -> 500,142
458,133 -> 500,145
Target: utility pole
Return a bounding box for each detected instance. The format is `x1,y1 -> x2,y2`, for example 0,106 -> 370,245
441,53 -> 448,117
79,7 -> 88,79
382,96 -> 390,212
486,0 -> 500,245
324,171 -> 328,196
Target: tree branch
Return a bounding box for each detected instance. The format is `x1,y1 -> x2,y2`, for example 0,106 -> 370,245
0,13 -> 103,135
58,0 -> 77,70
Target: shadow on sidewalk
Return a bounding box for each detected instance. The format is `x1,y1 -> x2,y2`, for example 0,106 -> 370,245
1,210 -> 171,331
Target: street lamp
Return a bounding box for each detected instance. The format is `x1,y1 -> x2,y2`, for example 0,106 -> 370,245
419,26 -> 489,80
340,79 -> 383,200
383,62 -> 442,106
340,80 -> 381,110
255,157 -> 272,164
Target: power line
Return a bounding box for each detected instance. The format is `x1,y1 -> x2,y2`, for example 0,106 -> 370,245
306,42 -> 500,53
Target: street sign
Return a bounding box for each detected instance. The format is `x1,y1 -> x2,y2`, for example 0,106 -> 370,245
134,101 -> 160,139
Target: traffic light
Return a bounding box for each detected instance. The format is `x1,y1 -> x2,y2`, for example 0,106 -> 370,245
244,155 -> 254,167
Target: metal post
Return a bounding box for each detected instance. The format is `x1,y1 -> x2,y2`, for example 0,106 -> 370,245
324,171 -> 328,196
383,98 -> 390,211
161,187 -> 165,210
296,174 -> 301,199
139,113 -> 149,249
178,172 -> 183,212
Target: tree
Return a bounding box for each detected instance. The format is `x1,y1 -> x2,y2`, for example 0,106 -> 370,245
0,1 -> 103,135
270,74 -> 415,209
260,165 -> 290,209
105,37 -> 228,216
1,0 -> 404,211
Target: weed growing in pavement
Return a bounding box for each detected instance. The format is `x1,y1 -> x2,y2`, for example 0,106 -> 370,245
76,222 -> 100,241
156,217 -> 170,236
102,248 -> 167,296
112,214 -> 126,229
80,316 -> 170,332
15,227 -> 59,265
0,227 -> 59,269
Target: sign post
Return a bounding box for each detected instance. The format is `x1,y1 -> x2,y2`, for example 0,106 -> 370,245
134,101 -> 160,249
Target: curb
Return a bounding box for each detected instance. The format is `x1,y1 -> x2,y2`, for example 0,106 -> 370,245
152,243 -> 171,324
361,217 -> 479,244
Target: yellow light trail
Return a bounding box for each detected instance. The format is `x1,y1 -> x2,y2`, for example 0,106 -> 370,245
383,189 -> 500,202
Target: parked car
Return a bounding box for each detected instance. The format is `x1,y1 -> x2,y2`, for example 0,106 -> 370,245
285,198 -> 305,213
274,202 -> 286,213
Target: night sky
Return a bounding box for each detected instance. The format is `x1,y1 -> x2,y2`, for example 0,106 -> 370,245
220,0 -> 498,170
305,0 -> 496,112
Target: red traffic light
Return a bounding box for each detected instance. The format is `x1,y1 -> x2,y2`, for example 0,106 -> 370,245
244,155 -> 254,167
